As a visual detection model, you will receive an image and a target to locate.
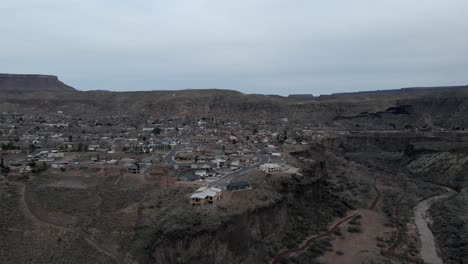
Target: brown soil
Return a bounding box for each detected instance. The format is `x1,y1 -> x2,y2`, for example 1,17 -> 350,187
271,175 -> 382,263
272,212 -> 358,264
319,209 -> 392,263
42,180 -> 89,189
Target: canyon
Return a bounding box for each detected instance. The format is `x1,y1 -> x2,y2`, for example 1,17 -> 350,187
1,74 -> 467,263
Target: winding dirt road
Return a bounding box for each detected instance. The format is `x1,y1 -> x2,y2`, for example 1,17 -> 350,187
381,197 -> 405,257
369,177 -> 381,210
271,214 -> 357,264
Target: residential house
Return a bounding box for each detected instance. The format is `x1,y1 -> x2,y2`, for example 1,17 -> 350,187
175,152 -> 196,162
213,158 -> 226,168
88,145 -> 101,151
128,164 -> 147,174
260,163 -> 282,173
190,163 -> 212,169
190,187 -> 222,206
195,170 -> 208,178
196,155 -> 208,163
227,181 -> 250,191
47,152 -> 65,159
142,156 -> 159,166
19,166 -> 32,173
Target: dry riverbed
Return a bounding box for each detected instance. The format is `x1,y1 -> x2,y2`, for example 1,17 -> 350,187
414,187 -> 456,264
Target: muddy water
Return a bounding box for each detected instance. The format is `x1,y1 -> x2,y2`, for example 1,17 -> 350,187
414,187 -> 456,264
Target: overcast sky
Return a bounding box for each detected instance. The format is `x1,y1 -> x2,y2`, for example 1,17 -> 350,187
1,0 -> 467,95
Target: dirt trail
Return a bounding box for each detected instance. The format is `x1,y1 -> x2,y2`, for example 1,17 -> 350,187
271,176 -> 381,264
11,181 -> 128,264
369,177 -> 381,210
381,197 -> 404,256
271,214 -> 357,264
379,194 -> 425,263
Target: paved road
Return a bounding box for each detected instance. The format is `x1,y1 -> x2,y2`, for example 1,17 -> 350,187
67,162 -> 121,169
163,145 -> 270,189
162,145 -> 183,166
208,154 -> 270,189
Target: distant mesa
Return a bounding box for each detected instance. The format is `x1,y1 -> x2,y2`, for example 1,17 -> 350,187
288,94 -> 315,99
0,73 -> 76,92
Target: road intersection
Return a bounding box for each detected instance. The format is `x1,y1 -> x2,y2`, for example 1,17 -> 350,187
163,145 -> 269,189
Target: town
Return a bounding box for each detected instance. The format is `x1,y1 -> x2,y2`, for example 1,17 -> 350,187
0,112 -> 310,207
2,0 -> 468,262
2,91 -> 468,264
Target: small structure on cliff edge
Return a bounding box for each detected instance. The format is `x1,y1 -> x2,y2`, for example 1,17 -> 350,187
190,187 -> 223,206
226,181 -> 250,191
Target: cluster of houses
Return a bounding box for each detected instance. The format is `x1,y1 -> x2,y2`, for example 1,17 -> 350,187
16,149 -> 67,163
174,148 -> 258,168
1,114 -> 306,208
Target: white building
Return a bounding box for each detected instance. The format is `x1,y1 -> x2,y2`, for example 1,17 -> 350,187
88,145 -> 101,151
190,187 -> 223,205
195,170 -> 208,177
47,152 -> 65,159
19,166 -> 32,173
213,158 -> 226,168
260,163 -> 282,173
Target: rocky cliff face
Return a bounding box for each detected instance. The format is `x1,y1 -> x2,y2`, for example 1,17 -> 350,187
402,142 -> 468,189
150,164 -> 344,264
152,202 -> 289,264
0,74 -> 75,92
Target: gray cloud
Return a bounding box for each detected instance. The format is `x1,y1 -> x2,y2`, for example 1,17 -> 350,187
1,0 -> 467,95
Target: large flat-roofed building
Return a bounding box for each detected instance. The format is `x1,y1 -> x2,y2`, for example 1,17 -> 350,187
190,187 -> 222,206
260,163 -> 282,173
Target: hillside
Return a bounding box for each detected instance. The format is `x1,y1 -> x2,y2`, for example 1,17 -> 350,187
1,73 -> 468,129
315,85 -> 468,102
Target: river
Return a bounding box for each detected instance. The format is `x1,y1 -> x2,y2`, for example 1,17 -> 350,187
414,187 -> 456,264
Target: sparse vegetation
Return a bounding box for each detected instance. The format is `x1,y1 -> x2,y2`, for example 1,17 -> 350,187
347,226 -> 362,233
1,74 -> 468,264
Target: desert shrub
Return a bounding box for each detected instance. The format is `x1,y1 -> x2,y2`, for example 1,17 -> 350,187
333,228 -> 342,236
347,226 -> 362,233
